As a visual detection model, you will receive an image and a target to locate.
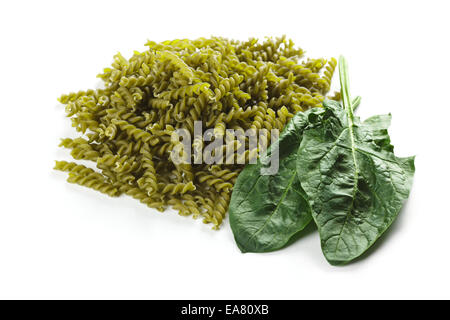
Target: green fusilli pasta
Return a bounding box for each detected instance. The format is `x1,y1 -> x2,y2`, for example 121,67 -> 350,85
55,36 -> 337,229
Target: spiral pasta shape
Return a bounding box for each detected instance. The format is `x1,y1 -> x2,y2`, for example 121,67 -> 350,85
55,36 -> 336,229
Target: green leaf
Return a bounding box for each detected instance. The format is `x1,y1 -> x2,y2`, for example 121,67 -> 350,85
229,109 -> 324,253
296,57 -> 415,265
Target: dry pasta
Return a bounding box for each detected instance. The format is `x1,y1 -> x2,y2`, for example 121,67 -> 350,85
55,36 -> 337,229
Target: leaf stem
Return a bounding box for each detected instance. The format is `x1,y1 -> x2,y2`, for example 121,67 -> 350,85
351,96 -> 361,112
339,56 -> 353,122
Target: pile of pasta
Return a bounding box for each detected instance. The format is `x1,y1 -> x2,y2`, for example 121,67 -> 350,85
55,36 -> 337,229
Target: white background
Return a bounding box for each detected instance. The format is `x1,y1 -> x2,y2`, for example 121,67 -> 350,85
0,0 -> 449,299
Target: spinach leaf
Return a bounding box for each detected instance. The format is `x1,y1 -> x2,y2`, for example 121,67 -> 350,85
229,108 -> 324,253
296,57 -> 415,265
